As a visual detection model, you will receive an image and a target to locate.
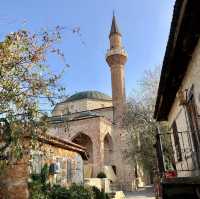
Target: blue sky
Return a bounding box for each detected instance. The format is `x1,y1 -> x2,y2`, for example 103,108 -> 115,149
1,0 -> 175,98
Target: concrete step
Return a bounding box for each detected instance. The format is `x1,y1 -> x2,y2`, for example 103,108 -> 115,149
110,183 -> 121,191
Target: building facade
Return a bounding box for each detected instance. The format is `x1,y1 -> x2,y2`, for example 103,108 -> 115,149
0,135 -> 87,199
154,0 -> 200,178
154,0 -> 200,197
48,15 -> 137,190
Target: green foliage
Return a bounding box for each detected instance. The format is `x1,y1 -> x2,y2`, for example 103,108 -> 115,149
48,184 -> 97,199
40,163 -> 49,184
30,163 -> 49,183
30,181 -> 110,199
29,164 -> 50,199
29,179 -> 50,199
30,173 -> 41,181
92,186 -> 110,199
29,167 -> 110,199
49,184 -> 111,199
97,172 -> 106,178
49,184 -> 71,199
69,184 -> 94,199
92,186 -> 101,198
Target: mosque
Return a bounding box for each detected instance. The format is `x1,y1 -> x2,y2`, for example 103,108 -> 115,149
48,15 -> 146,190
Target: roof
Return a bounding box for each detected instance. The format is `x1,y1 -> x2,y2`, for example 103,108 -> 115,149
49,106 -> 113,123
65,90 -> 112,102
154,0 -> 200,121
48,111 -> 101,124
36,134 -> 88,160
109,14 -> 121,38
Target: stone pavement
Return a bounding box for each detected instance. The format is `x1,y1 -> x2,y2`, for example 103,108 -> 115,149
125,185 -> 155,199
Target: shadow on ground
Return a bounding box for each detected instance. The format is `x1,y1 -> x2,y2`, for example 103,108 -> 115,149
125,185 -> 155,199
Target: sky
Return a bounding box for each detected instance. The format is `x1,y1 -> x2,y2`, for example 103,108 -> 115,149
0,0 -> 175,99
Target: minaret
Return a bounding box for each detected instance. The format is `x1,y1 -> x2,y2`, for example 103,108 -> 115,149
106,14 -> 127,125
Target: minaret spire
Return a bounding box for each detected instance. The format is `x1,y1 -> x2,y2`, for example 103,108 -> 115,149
109,12 -> 121,38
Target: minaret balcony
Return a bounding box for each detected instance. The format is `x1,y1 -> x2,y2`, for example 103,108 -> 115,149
105,47 -> 128,60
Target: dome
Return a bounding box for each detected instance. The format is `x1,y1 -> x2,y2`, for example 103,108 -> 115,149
65,91 -> 112,102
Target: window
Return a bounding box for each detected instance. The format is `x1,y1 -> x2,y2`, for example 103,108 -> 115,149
56,174 -> 62,184
51,158 -> 68,185
186,86 -> 200,165
67,159 -> 72,182
186,87 -> 200,142
172,121 -> 182,161
32,154 -> 43,174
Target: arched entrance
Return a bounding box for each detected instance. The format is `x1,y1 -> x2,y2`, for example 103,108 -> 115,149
104,133 -> 113,165
72,133 -> 93,177
72,133 -> 93,163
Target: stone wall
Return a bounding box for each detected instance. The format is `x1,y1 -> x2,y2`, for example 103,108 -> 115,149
0,138 -> 84,199
93,107 -> 113,122
86,100 -> 112,112
48,116 -> 123,180
49,116 -> 111,177
33,140 -> 84,187
48,114 -> 138,191
84,178 -> 111,193
0,158 -> 29,199
52,99 -> 88,115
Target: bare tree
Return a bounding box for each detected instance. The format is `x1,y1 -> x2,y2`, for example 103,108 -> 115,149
123,66 -> 173,174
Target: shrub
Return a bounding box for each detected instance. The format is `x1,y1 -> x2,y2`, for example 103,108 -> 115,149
92,186 -> 101,198
29,179 -> 50,199
49,184 -> 70,199
97,172 -> 106,178
29,164 -> 50,199
92,186 -> 110,199
69,183 -> 94,199
29,164 -> 109,199
30,173 -> 41,181
40,163 -> 49,184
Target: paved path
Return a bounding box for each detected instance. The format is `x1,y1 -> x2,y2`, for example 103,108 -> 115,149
125,186 -> 155,199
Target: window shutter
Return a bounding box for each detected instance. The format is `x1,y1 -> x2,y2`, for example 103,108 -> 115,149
172,121 -> 182,161
67,159 -> 72,181
186,86 -> 200,167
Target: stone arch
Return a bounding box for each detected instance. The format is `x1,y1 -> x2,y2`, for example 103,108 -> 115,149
103,133 -> 114,165
72,132 -> 93,164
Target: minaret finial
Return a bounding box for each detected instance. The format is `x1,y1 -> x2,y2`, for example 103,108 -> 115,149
109,12 -> 121,38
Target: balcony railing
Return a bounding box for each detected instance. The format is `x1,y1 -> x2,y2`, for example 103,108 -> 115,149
156,130 -> 200,173
105,47 -> 128,59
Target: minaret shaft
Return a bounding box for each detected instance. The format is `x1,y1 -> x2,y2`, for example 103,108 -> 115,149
110,34 -> 122,49
111,64 -> 125,122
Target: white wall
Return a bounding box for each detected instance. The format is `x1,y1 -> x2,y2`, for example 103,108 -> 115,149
168,38 -> 200,177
